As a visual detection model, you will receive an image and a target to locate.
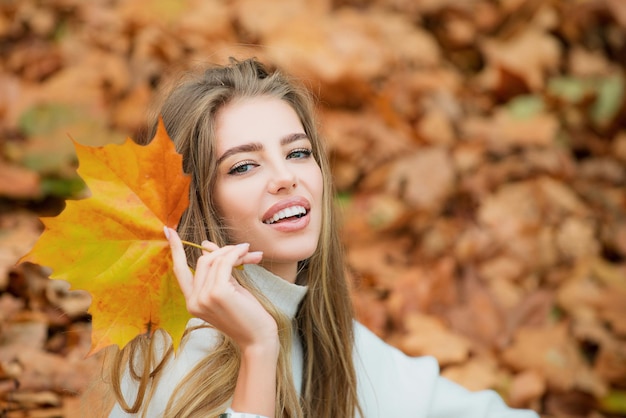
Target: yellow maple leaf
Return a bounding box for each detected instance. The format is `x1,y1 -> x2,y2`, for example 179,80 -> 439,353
20,119 -> 192,354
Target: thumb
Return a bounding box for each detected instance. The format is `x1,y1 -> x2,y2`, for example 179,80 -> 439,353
164,226 -> 193,297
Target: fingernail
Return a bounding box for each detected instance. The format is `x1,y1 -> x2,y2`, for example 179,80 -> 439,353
163,226 -> 170,239
237,242 -> 250,249
249,251 -> 263,256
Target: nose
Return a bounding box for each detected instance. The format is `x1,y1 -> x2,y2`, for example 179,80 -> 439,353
268,161 -> 297,194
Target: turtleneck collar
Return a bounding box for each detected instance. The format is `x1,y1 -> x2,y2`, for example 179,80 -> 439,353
244,264 -> 308,320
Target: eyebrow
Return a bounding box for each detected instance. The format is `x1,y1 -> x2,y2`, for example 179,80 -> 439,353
216,132 -> 309,165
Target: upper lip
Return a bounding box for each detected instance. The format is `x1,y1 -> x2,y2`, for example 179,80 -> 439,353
262,196 -> 311,223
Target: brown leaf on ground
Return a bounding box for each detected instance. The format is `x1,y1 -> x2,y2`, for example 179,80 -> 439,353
340,193 -> 412,243
0,312 -> 48,349
175,0 -> 236,49
8,390 -> 61,409
399,313 -> 472,366
386,147 -> 456,212
558,259 -> 626,337
0,162 -> 40,199
321,109 -> 415,191
446,270 -> 506,350
477,177 -> 591,270
265,9 -> 440,105
45,280 -> 92,319
462,109 -> 560,152
479,27 -> 562,93
346,237 -> 414,289
502,322 -> 607,397
233,0 -> 326,40
508,369 -> 547,409
0,335 -> 98,396
386,258 -> 458,325
416,107 -> 457,146
0,213 -> 42,290
499,290 -> 555,347
442,355 -> 504,393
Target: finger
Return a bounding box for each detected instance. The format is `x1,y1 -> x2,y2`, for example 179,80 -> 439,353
164,227 -> 193,297
194,243 -> 242,294
185,240 -> 220,293
201,243 -> 249,296
241,251 -> 263,265
194,246 -> 227,293
225,242 -> 258,270
200,240 -> 259,267
200,240 -> 219,255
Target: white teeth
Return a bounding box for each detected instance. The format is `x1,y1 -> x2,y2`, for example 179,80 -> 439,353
265,205 -> 307,224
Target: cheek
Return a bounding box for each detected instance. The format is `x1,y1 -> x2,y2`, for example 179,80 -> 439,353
213,185 -> 241,226
310,165 -> 324,201
212,185 -> 228,219
214,183 -> 257,228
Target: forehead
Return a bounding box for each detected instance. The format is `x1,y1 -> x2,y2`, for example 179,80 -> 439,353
215,96 -> 306,152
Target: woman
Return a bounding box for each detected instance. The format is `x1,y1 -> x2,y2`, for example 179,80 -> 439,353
109,58 -> 539,418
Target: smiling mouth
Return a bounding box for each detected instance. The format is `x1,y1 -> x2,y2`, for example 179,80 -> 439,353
263,205 -> 308,224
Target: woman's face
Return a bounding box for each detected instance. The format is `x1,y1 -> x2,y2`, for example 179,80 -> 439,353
213,96 -> 324,282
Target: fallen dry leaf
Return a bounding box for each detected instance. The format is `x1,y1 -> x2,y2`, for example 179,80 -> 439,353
400,313 -> 472,366
502,323 -> 607,397
386,147 -> 456,212
442,355 -> 503,393
508,369 -> 547,408
479,27 -> 562,92
0,161 -> 40,199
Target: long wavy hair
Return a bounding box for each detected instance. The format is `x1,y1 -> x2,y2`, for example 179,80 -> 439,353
109,58 -> 362,417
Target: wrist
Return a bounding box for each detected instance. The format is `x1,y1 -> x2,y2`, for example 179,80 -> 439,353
231,338 -> 278,416
241,337 -> 280,361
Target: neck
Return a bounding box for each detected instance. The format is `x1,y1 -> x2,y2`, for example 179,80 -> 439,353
259,260 -> 298,283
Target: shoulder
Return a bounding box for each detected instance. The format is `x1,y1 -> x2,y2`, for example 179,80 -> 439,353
352,321 -> 539,418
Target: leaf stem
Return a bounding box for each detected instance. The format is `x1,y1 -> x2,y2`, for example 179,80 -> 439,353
180,240 -> 211,252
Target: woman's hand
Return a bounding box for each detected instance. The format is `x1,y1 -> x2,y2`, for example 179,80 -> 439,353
164,227 -> 278,350
165,227 -> 279,416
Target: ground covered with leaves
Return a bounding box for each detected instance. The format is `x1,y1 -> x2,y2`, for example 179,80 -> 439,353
0,0 -> 625,417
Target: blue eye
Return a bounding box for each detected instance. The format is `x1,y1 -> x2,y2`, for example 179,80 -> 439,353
288,148 -> 312,159
228,161 -> 256,175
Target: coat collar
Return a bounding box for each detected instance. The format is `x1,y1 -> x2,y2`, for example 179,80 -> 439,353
244,264 -> 308,320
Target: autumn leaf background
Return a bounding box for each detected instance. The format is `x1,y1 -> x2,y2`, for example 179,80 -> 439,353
1,0 -> 625,417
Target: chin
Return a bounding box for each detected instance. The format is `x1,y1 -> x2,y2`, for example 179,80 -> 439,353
263,241 -> 318,263
267,249 -> 317,264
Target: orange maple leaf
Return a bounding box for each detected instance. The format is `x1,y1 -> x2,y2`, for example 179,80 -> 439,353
20,119 -> 192,354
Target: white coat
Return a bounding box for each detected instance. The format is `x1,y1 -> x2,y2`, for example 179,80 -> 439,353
110,264 -> 539,418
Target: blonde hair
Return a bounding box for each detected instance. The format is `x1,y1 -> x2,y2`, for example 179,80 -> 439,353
110,58 -> 362,417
